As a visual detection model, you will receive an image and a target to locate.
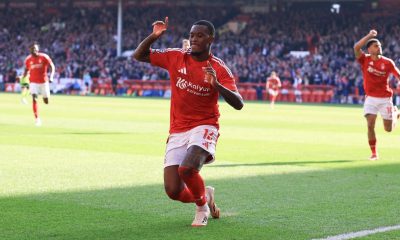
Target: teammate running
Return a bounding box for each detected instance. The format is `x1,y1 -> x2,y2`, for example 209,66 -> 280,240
266,71 -> 281,109
354,30 -> 400,160
23,42 -> 55,126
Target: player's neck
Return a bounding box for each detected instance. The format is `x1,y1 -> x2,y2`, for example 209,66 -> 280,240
190,51 -> 211,62
371,54 -> 381,61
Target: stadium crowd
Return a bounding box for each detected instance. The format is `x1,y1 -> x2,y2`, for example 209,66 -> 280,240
1,2 -> 400,103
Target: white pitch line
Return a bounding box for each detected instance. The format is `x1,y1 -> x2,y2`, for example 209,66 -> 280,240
312,225 -> 400,240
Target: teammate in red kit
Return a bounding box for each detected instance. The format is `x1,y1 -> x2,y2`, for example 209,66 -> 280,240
133,17 -> 243,227
266,71 -> 281,109
354,30 -> 400,160
23,42 -> 55,126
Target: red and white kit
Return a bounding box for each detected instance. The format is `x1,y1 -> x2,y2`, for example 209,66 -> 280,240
150,48 -> 238,166
267,76 -> 280,96
25,53 -> 53,97
358,53 -> 400,119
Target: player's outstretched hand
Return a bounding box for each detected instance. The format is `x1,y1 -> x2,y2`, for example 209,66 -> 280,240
152,17 -> 168,37
203,61 -> 218,88
369,29 -> 377,37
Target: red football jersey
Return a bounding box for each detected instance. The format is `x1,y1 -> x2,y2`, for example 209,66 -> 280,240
150,48 -> 238,133
24,53 -> 53,83
358,53 -> 400,98
267,77 -> 281,90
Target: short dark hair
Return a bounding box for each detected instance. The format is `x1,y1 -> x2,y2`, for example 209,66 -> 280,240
30,42 -> 39,48
193,20 -> 215,37
366,38 -> 380,49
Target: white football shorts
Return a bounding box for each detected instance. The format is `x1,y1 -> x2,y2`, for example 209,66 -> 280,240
30,82 -> 50,98
268,89 -> 279,97
164,125 -> 219,168
364,96 -> 394,120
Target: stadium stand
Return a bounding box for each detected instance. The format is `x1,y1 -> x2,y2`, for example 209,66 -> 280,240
1,0 -> 400,104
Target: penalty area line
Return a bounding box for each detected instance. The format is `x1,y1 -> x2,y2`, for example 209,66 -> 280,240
312,224 -> 400,240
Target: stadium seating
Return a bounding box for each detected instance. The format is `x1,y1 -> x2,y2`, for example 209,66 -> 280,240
1,2 -> 400,104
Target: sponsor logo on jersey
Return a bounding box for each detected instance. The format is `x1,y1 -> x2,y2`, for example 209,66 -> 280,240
367,66 -> 386,77
176,77 -> 211,96
30,63 -> 44,69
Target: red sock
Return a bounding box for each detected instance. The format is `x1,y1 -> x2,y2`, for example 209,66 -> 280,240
178,166 -> 206,206
176,187 -> 195,203
33,101 -> 38,119
369,139 -> 377,155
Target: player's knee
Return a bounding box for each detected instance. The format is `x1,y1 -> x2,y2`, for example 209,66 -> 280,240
367,123 -> 375,130
164,186 -> 181,200
178,166 -> 193,178
384,126 -> 392,132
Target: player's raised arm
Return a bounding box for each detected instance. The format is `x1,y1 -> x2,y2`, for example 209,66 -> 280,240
204,61 -> 244,110
354,30 -> 377,59
133,17 -> 168,63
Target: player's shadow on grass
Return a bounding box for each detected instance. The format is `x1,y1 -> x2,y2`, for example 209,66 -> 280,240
2,163 -> 399,240
210,160 -> 353,167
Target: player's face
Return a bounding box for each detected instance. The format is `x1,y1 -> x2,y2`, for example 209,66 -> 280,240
182,40 -> 190,51
189,25 -> 213,54
30,44 -> 39,55
368,42 -> 382,55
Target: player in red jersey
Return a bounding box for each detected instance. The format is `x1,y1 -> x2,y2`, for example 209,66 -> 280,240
266,71 -> 281,109
23,42 -> 55,126
133,17 -> 243,227
354,30 -> 400,160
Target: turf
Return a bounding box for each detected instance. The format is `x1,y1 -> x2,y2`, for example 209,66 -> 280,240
1,93 -> 399,240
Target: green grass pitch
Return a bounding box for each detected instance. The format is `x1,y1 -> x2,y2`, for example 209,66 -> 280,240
1,93 -> 399,240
